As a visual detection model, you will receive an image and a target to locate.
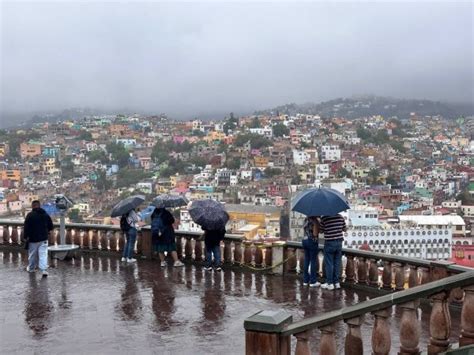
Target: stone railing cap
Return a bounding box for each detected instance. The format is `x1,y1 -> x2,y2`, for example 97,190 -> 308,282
244,310 -> 293,333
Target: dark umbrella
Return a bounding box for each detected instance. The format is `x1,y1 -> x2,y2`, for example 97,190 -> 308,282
291,187 -> 350,216
111,195 -> 146,217
188,199 -> 229,230
152,194 -> 188,209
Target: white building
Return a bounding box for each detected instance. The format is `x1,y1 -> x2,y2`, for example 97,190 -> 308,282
179,209 -> 205,232
293,150 -> 310,166
315,164 -> 330,180
249,127 -> 273,138
321,145 -> 341,161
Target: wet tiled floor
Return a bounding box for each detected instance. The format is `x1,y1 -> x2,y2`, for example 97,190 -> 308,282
0,250 -> 461,354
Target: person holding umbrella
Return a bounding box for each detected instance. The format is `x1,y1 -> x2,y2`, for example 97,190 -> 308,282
202,227 -> 225,271
319,213 -> 346,290
302,216 -> 320,287
151,207 -> 184,267
111,195 -> 145,264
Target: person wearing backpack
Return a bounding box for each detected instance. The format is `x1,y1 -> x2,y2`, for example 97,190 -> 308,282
151,208 -> 183,267
121,208 -> 140,263
302,216 -> 321,287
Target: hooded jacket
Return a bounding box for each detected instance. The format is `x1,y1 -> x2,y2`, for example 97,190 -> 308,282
24,208 -> 54,243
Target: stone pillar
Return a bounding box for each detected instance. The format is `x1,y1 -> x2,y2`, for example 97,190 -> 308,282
320,324 -> 337,355
419,267 -> 431,285
271,242 -> 285,275
184,237 -> 193,260
139,228 -> 153,259
244,242 -> 253,266
428,292 -> 451,354
460,285 -> 474,347
394,263 -> 405,291
255,243 -> 263,267
100,231 -> 109,250
195,238 -> 203,262
285,247 -> 297,273
176,235 -> 183,259
3,225 -> 10,244
10,226 -> 19,244
91,229 -> 99,249
109,231 -> 118,251
66,228 -> 73,245
372,308 -> 391,355
398,301 -> 420,355
408,266 -> 418,288
223,240 -> 232,264
83,229 -> 91,249
244,310 -> 292,355
369,258 -> 379,287
345,316 -> 364,355
264,244 -> 272,267
234,240 -> 243,265
74,229 -> 83,247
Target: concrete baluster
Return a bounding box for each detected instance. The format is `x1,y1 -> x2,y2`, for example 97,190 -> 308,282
74,229 -> 82,247
408,266 -> 418,288
19,226 -> 24,244
83,229 -> 91,249
100,230 -> 109,250
254,243 -> 263,267
234,240 -> 243,265
319,324 -> 337,355
176,235 -> 183,259
344,316 -> 364,355
382,261 -> 392,290
118,231 -> 125,252
460,285 -> 474,347
223,240 -> 232,264
357,257 -> 368,284
109,231 -> 118,251
372,309 -> 391,355
294,330 -> 311,355
184,237 -> 193,260
264,244 -> 272,267
244,242 -> 253,265
369,258 -> 379,287
286,247 -> 297,272
195,238 -> 203,262
394,263 -> 405,291
419,267 -> 431,285
298,249 -> 305,274
428,292 -> 451,354
10,225 -> 19,244
398,301 -> 420,355
345,255 -> 355,283
3,225 -> 10,244
91,229 -> 99,249
65,228 -> 73,244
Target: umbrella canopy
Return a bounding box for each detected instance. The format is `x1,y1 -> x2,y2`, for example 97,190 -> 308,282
291,187 -> 350,216
152,194 -> 188,209
188,199 -> 229,230
110,195 -> 146,217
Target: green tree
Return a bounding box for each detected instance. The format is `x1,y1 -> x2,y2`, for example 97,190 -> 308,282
249,117 -> 261,128
264,167 -> 282,178
336,167 -> 351,178
116,168 -> 150,188
88,150 -> 109,164
68,209 -> 84,223
78,130 -> 93,141
225,158 -> 241,170
61,156 -> 75,180
272,123 -> 290,137
96,170 -> 112,191
106,142 -> 130,168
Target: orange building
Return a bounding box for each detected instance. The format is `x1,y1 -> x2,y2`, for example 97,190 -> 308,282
254,156 -> 269,168
20,142 -> 42,159
1,170 -> 22,182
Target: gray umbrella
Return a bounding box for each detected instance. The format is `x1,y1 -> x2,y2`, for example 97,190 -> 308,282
152,194 -> 188,208
188,199 -> 229,230
110,195 -> 146,217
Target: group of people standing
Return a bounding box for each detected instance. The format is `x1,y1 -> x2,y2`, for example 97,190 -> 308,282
301,213 -> 346,290
122,207 -> 224,270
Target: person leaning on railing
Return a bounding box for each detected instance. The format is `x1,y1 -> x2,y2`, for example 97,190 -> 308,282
319,214 -> 346,290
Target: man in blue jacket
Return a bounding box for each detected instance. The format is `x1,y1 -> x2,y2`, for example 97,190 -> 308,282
24,200 -> 54,277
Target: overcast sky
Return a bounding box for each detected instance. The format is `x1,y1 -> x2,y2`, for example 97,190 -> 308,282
1,1 -> 473,120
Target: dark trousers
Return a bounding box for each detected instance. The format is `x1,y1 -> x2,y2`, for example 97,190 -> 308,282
323,239 -> 343,284
302,238 -> 319,284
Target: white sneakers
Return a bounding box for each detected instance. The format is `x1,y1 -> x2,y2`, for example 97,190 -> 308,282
173,260 -> 184,267
121,257 -> 127,262
160,261 -> 167,267
321,283 -> 335,290
303,282 -> 309,286
310,282 -> 321,287
41,270 -> 48,277
335,283 -> 341,289
126,258 -> 137,263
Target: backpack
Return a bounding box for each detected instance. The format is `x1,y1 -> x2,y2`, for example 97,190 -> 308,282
151,213 -> 164,235
120,214 -> 131,232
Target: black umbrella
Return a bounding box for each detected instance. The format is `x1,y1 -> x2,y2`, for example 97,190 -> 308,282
152,194 -> 188,208
188,199 -> 229,230
110,195 -> 146,217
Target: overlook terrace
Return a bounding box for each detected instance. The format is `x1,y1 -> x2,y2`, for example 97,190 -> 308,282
0,220 -> 473,354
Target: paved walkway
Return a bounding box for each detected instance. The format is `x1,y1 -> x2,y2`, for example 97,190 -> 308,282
0,250 -> 461,354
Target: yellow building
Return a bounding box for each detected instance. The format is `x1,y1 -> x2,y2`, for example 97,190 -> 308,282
0,143 -> 9,157
226,204 -> 281,238
42,158 -> 57,173
254,156 -> 269,168
205,131 -> 226,143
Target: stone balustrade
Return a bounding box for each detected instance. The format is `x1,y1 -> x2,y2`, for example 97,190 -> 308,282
245,270 -> 474,355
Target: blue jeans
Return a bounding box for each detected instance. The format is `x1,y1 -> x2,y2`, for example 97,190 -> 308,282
302,238 -> 319,284
28,240 -> 49,271
323,239 -> 343,284
205,244 -> 221,267
123,228 -> 137,259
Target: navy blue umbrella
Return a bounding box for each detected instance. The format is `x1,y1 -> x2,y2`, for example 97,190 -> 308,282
188,199 -> 229,230
291,187 -> 350,216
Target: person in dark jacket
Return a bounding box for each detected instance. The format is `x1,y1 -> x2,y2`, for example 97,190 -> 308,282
151,208 -> 183,267
24,200 -> 53,277
203,227 -> 225,271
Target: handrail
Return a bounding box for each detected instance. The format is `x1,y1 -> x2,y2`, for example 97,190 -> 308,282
277,271 -> 474,337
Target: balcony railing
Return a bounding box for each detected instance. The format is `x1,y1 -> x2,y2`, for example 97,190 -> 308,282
1,219 -> 473,354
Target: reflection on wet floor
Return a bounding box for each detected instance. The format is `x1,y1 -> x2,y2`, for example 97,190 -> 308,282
0,250 -> 461,354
